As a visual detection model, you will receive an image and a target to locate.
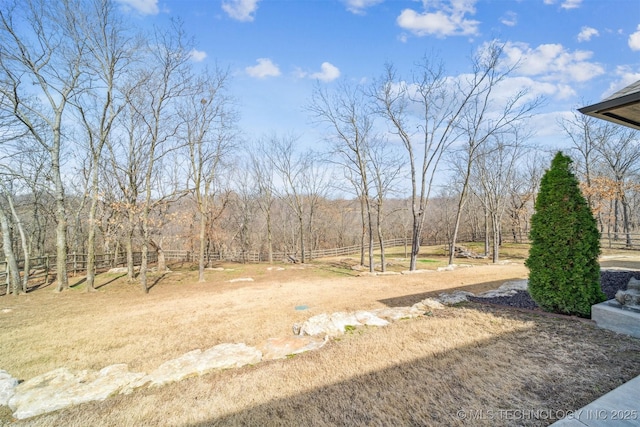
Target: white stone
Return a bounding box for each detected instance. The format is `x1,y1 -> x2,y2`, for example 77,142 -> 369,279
0,370 -> 18,406
356,271 -> 377,277
498,280 -> 528,292
9,364 -> 145,420
329,312 -> 362,332
298,313 -> 342,337
227,278 -> 254,283
147,343 -> 262,387
354,310 -> 390,327
259,336 -> 328,360
413,298 -> 446,311
371,306 -> 422,321
438,291 -> 475,305
400,269 -> 433,275
477,289 -> 518,298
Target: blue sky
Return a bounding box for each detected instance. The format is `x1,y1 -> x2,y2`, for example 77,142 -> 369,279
116,0 -> 640,151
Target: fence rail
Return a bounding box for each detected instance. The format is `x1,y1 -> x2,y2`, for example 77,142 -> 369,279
162,238 -> 410,263
1,251 -> 158,295
3,234 -> 640,295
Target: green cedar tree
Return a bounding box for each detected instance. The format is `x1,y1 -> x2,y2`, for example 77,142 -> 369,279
525,152 -> 606,317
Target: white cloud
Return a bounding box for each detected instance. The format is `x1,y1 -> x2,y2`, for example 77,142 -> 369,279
342,0 -> 384,15
396,0 -> 480,38
222,0 -> 260,22
501,42 -> 604,83
543,0 -> 582,9
629,25 -> 640,51
577,26 -> 598,42
245,58 -> 281,78
189,49 -> 207,62
560,0 -> 582,9
310,62 -> 341,82
500,11 -> 517,27
603,66 -> 640,98
115,0 -> 159,15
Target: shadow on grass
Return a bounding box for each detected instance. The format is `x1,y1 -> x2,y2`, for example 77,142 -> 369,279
95,274 -> 127,290
601,260 -> 640,270
377,277 -> 525,308
148,272 -> 171,291
178,306 -> 640,427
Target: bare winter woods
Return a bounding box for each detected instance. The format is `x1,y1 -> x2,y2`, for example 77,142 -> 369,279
1,0 -> 640,295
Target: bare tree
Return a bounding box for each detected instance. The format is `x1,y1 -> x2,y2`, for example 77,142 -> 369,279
124,22 -> 193,292
0,0 -> 86,291
265,134 -> 312,263
372,55 -> 473,271
368,136 -> 404,272
73,0 -> 135,291
0,194 -> 20,295
473,132 -> 527,262
183,69 -> 236,281
559,108 -> 602,208
308,82 -> 376,271
249,140 -> 277,263
592,125 -> 640,247
447,43 -> 543,264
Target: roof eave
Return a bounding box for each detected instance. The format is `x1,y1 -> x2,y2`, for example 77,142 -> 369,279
578,91 -> 640,131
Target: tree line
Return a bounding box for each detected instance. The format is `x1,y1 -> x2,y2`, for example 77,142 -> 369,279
1,0 -> 639,296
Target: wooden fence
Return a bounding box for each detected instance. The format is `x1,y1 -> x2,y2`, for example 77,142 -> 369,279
162,238 -> 410,263
3,233 -> 640,295
0,251 -> 158,295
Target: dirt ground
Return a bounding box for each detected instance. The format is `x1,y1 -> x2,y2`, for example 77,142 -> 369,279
1,245 -> 639,426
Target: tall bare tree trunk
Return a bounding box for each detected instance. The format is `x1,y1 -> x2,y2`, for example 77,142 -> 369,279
198,213 -> 207,282
0,206 -> 21,295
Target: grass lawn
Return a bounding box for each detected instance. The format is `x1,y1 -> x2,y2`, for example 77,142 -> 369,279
1,245 -> 639,426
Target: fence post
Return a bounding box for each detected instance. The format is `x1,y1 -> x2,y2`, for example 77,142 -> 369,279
44,256 -> 49,285
4,262 -> 9,296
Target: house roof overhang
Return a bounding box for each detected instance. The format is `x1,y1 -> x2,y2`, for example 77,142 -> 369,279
578,80 -> 640,130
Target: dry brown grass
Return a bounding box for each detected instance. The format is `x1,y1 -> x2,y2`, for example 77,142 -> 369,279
1,246 -> 640,426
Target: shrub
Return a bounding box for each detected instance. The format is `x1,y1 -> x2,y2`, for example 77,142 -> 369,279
525,152 -> 606,317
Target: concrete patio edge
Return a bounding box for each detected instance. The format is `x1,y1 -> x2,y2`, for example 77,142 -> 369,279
551,374 -> 640,426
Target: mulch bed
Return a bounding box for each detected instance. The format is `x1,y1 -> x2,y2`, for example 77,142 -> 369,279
468,270 -> 640,311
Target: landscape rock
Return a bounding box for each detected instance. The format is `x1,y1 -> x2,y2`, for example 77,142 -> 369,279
497,280 -> 528,292
412,298 -> 446,311
371,306 -> 423,321
477,289 -> 518,298
227,278 -> 254,283
107,267 -> 128,273
400,269 -> 432,275
297,313 -> 345,337
329,312 -> 362,332
259,336 -> 328,360
438,290 -> 475,305
147,343 -> 262,387
356,271 -> 377,277
0,370 -> 18,406
354,310 -> 390,327
9,364 -> 145,420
